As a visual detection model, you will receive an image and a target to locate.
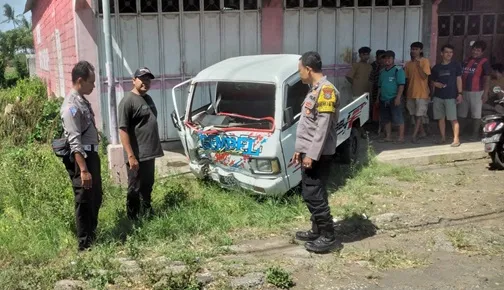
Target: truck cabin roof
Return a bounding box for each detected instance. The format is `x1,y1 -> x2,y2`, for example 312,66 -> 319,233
192,54 -> 302,84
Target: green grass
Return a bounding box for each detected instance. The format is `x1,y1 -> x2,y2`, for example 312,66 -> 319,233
0,143 -> 421,288
0,144 -> 308,289
266,266 -> 295,289
327,155 -> 422,218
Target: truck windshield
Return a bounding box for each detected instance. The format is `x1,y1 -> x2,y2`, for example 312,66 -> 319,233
188,81 -> 276,131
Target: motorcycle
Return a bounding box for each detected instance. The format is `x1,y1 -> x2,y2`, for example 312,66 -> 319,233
482,86 -> 504,169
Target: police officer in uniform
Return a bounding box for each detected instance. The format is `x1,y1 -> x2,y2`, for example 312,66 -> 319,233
293,51 -> 342,253
61,61 -> 102,251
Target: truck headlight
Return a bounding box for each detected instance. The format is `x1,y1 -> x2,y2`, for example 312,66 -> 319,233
249,158 -> 281,175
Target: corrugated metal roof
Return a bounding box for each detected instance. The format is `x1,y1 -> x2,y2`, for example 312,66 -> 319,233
193,54 -> 301,84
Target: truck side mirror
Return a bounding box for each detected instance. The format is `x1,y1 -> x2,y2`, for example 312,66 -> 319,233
170,110 -> 181,131
284,107 -> 294,126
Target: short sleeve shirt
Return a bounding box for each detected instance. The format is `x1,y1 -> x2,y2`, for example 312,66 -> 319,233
378,66 -> 406,101
431,61 -> 462,99
118,92 -> 164,162
462,57 -> 491,92
346,62 -> 372,97
405,58 -> 431,99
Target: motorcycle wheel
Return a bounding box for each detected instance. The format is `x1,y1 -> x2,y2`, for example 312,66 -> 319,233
490,150 -> 504,170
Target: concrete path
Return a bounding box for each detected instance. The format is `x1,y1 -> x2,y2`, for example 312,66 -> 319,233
155,147 -> 191,178
372,138 -> 488,166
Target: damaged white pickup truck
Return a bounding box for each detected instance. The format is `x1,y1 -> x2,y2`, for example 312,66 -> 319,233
171,54 -> 369,196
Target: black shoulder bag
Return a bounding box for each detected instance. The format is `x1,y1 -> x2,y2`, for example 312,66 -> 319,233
51,126 -> 90,159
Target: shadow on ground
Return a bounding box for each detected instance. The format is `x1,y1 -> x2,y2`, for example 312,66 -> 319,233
333,213 -> 378,243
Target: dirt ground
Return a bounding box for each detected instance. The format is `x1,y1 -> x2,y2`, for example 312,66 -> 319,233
202,158 -> 504,290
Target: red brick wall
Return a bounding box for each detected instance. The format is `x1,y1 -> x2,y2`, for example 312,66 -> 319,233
32,0 -> 77,98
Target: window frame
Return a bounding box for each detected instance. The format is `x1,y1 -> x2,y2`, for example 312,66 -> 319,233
282,73 -> 310,131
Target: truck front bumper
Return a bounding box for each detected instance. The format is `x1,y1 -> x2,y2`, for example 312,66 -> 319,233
189,163 -> 289,196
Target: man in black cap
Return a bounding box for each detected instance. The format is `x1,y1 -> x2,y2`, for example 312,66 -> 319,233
118,67 -> 164,220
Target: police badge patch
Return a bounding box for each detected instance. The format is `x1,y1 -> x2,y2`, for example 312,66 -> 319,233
69,106 -> 78,117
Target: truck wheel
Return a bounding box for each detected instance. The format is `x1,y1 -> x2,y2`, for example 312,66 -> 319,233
340,127 -> 359,164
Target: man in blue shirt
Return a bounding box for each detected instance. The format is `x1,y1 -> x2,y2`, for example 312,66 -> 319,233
377,51 -> 406,143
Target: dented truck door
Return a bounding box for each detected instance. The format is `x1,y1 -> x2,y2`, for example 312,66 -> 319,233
171,79 -> 192,156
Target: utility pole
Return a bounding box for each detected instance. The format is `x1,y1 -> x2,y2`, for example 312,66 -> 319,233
102,0 -> 118,144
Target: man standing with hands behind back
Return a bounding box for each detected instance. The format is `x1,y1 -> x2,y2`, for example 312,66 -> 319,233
118,67 -> 164,220
292,51 -> 342,254
61,61 -> 102,251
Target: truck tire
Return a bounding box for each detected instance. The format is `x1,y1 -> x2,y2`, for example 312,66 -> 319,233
339,127 -> 359,164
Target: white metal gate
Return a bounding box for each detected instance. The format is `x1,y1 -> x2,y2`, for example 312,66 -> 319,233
96,0 -> 261,141
283,0 -> 423,104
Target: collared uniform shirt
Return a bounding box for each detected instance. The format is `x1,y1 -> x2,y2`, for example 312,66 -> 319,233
60,90 -> 99,158
295,77 -> 340,161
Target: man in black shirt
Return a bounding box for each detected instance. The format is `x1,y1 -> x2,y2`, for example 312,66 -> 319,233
118,67 -> 164,220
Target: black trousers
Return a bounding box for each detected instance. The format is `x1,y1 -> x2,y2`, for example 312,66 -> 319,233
300,154 -> 334,237
64,151 -> 103,249
126,159 -> 156,219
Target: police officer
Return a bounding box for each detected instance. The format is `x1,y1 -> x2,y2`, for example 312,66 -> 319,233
293,51 -> 342,253
61,61 -> 102,251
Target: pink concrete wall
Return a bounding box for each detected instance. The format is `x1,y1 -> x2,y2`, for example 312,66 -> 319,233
75,0 -> 102,128
32,0 -> 102,128
261,0 -> 283,54
32,0 -> 77,98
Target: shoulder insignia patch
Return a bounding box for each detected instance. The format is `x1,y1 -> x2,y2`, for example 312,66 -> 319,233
317,85 -> 337,114
69,106 -> 78,117
322,86 -> 335,100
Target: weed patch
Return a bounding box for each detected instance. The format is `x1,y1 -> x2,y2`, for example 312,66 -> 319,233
266,266 -> 295,289
340,248 -> 429,270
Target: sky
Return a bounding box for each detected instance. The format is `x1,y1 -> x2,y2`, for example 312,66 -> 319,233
0,0 -> 32,32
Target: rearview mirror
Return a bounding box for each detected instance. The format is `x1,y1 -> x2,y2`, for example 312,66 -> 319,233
170,110 -> 181,131
284,107 -> 294,127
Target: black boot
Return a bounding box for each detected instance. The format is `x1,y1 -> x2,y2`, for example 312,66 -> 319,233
295,230 -> 320,241
296,221 -> 320,241
304,230 -> 342,253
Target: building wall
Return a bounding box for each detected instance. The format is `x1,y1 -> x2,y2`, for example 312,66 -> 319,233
32,0 -> 77,98
436,0 -> 504,64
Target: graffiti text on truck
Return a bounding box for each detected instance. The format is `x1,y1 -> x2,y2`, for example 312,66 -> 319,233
198,133 -> 267,156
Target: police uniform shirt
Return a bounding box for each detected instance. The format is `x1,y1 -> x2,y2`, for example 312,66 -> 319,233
61,90 -> 99,158
295,77 -> 340,161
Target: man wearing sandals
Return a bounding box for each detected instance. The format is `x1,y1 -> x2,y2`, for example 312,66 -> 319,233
405,42 -> 431,143
377,50 -> 406,143
430,44 -> 463,147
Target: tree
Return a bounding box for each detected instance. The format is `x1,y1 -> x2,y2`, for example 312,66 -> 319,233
1,4 -> 19,29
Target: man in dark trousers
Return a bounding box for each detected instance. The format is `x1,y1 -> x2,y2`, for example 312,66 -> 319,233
118,67 -> 164,220
292,51 -> 342,253
61,61 -> 102,251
